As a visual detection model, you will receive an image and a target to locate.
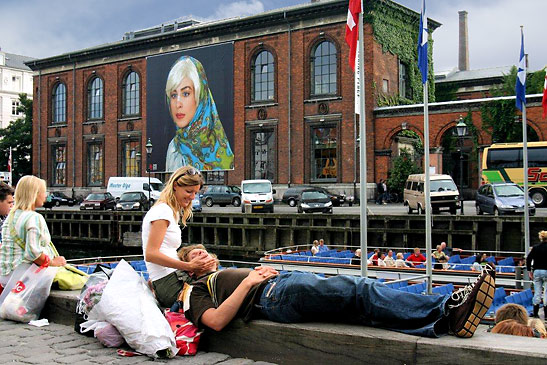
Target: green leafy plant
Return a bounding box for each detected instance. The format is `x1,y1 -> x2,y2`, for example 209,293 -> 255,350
387,148 -> 421,197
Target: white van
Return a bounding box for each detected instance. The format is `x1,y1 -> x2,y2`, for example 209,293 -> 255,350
403,174 -> 460,214
241,179 -> 275,213
107,177 -> 164,202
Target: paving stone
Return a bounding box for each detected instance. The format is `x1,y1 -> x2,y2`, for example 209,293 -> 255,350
56,353 -> 93,364
0,353 -> 24,362
15,352 -> 60,364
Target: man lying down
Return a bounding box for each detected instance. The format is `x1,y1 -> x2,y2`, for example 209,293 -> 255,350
176,244 -> 495,338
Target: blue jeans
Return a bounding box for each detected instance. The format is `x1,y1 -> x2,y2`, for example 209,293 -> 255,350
257,271 -> 450,338
533,270 -> 547,306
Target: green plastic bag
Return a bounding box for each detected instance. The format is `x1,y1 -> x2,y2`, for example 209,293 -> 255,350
53,264 -> 89,290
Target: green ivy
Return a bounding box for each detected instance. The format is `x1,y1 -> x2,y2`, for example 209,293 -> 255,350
365,1 -> 435,105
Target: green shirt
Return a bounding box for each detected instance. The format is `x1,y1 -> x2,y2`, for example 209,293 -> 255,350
0,210 -> 56,276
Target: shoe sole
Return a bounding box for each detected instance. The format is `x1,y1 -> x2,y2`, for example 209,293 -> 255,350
454,274 -> 495,338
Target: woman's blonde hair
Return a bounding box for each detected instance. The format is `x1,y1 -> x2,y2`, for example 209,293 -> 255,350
528,318 -> 547,338
12,175 -> 46,212
538,230 -> 547,243
155,165 -> 203,225
165,57 -> 201,107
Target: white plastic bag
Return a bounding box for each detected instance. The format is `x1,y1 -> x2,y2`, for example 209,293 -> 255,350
0,263 -> 58,323
87,260 -> 177,358
80,320 -> 124,348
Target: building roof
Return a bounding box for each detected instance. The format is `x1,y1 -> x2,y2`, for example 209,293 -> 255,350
26,0 -> 440,71
1,51 -> 35,71
435,66 -> 513,84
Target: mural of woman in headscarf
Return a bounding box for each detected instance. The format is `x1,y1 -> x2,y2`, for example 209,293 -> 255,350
165,56 -> 234,171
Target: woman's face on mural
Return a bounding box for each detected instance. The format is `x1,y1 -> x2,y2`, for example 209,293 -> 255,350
169,77 -> 197,129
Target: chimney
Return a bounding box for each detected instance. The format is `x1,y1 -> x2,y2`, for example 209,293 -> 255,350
458,11 -> 469,71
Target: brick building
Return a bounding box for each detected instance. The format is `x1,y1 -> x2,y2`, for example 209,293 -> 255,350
26,0 -> 546,200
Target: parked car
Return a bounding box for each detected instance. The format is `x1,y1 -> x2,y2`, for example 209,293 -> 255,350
404,174 -> 460,214
80,192 -> 117,210
476,183 -> 535,216
241,179 -> 275,213
192,193 -> 202,212
201,185 -> 241,207
282,185 -> 346,207
297,189 -> 333,214
43,191 -> 77,208
115,192 -> 150,211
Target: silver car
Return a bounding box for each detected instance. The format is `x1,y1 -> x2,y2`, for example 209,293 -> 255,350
475,183 -> 535,216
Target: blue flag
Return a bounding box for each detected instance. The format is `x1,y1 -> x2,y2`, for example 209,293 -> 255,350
515,28 -> 526,111
417,0 -> 428,85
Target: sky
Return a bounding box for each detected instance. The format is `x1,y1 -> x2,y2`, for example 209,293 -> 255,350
1,0 -> 545,72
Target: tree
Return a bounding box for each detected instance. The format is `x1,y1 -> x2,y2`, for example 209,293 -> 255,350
387,148 -> 421,198
0,93 -> 32,184
481,66 -> 542,143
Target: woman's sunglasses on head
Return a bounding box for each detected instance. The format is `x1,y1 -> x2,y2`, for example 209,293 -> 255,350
175,167 -> 201,182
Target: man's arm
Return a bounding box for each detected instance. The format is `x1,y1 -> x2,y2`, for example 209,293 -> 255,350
200,268 -> 278,331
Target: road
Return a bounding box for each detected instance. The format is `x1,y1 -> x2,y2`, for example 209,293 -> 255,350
46,200 -> 547,217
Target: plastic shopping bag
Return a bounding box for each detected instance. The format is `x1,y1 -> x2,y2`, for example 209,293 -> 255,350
0,263 -> 58,323
165,309 -> 202,356
87,260 -> 177,358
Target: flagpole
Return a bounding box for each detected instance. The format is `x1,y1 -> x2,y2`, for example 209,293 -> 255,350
358,0 -> 367,278
520,26 -> 530,286
9,147 -> 12,186
417,0 -> 432,294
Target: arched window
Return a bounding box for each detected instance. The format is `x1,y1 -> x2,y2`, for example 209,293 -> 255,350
122,71 -> 140,116
87,77 -> 104,120
251,50 -> 274,102
52,83 -> 66,123
311,41 -> 337,96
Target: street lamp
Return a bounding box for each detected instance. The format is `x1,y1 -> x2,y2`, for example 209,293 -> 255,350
145,138 -> 153,206
135,151 -> 141,177
455,116 -> 468,214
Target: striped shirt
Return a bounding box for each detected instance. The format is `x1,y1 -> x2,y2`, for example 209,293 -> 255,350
0,210 -> 56,276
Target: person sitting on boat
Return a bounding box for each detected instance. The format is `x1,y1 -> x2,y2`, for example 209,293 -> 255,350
142,165 -> 216,308
407,248 -> 426,266
0,176 -> 67,294
440,242 -> 462,257
471,253 -> 488,272
310,240 -> 319,256
176,244 -> 496,339
317,239 -> 329,253
370,248 -> 380,266
395,253 -> 410,268
377,252 -> 387,267
384,250 -> 396,267
432,245 -> 449,270
526,230 -> 547,320
351,249 -> 362,266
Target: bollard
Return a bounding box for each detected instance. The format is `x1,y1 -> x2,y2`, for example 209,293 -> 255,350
244,203 -> 252,213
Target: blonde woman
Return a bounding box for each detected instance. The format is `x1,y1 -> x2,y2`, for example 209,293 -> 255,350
142,165 -> 215,308
0,176 -> 66,288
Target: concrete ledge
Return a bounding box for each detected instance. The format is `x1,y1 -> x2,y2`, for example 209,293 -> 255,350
45,291 -> 547,364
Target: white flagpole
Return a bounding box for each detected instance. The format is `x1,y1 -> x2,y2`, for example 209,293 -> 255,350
424,81 -> 432,294
521,26 -> 530,276
9,147 -> 12,186
358,0 -> 367,277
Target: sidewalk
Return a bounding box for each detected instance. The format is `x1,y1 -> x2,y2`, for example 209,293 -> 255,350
0,319 -> 275,365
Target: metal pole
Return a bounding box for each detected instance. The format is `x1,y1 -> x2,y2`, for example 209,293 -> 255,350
460,140 -> 464,214
423,80 -> 432,294
147,153 -> 151,205
358,4 -> 367,278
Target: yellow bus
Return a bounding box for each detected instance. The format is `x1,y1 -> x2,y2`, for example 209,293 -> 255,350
482,142 -> 547,207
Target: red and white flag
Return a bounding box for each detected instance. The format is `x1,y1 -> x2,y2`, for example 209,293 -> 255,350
345,0 -> 361,71
542,68 -> 547,118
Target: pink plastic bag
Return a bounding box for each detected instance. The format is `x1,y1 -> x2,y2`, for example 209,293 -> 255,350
95,322 -> 125,348
164,309 -> 202,356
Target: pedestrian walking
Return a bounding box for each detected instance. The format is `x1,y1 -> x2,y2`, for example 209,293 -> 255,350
376,179 -> 384,205
526,230 -> 547,319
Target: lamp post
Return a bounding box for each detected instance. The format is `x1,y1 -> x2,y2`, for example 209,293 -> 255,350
145,138 -> 153,206
455,116 -> 468,214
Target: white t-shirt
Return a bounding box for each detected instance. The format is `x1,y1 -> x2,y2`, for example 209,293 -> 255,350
142,203 -> 182,281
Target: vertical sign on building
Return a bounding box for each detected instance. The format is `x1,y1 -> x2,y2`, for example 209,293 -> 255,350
354,42 -> 360,115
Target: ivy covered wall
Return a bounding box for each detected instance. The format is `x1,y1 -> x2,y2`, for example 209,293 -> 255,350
365,0 -> 436,105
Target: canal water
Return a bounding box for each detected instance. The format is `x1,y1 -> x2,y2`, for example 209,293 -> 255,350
57,244 -> 143,260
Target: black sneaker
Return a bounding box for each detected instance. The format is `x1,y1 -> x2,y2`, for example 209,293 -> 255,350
447,263 -> 496,338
